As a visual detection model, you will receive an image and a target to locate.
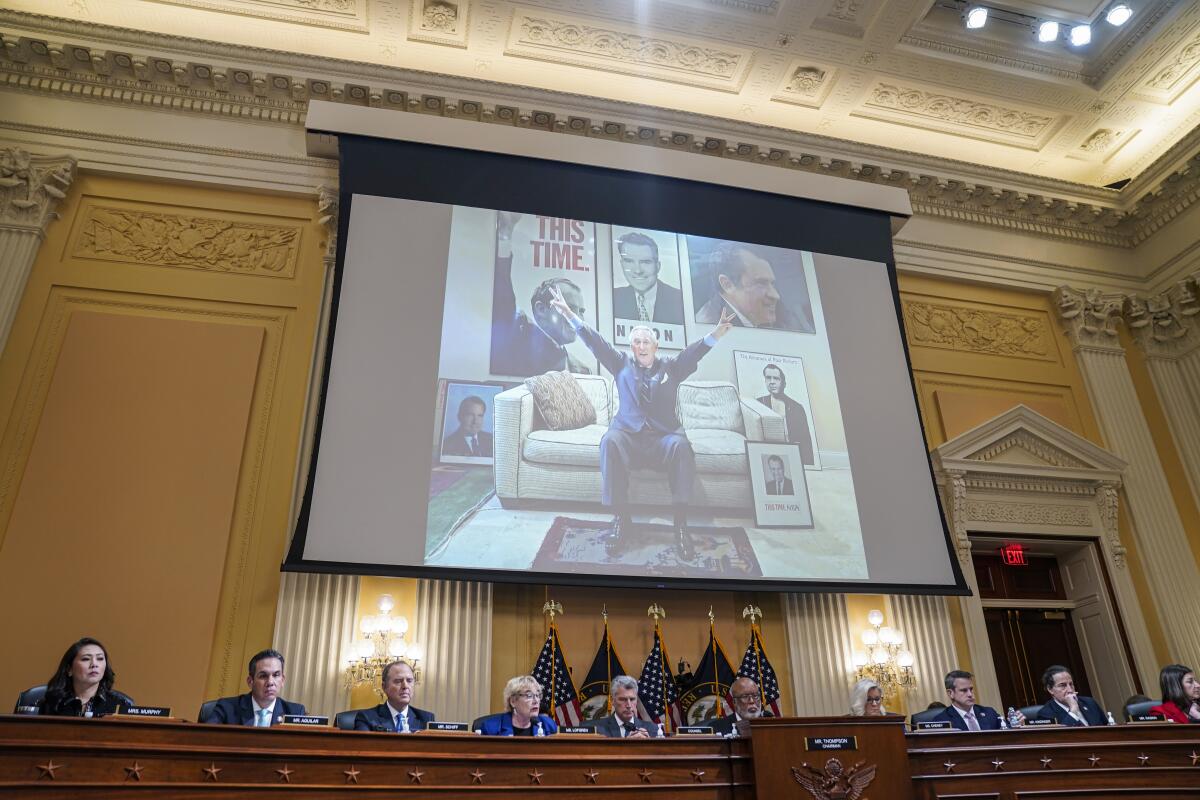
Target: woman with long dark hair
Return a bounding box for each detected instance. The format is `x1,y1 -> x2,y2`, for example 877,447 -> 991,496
40,638 -> 130,717
1150,664 -> 1200,723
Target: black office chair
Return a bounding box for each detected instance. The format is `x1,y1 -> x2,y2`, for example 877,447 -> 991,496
1019,704 -> 1044,722
196,699 -> 219,724
909,707 -> 945,727
13,685 -> 47,714
471,715 -> 489,733
334,710 -> 359,731
1124,700 -> 1159,721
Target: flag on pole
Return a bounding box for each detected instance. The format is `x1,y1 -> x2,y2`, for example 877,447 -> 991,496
636,620 -> 678,730
675,617 -> 738,726
531,621 -> 582,727
578,613 -> 628,720
737,623 -> 782,718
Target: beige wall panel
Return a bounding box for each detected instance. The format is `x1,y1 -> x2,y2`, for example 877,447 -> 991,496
0,307 -> 262,717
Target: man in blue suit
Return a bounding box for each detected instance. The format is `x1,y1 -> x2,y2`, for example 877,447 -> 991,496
1037,665 -> 1108,726
549,287 -> 734,560
931,670 -> 1003,731
353,660 -> 435,733
205,649 -> 306,726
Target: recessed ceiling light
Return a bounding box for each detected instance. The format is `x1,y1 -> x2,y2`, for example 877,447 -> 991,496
1069,24 -> 1091,46
965,6 -> 988,29
1105,4 -> 1133,26
1037,20 -> 1060,43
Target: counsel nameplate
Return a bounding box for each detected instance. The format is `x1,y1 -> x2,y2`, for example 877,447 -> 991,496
676,726 -> 716,735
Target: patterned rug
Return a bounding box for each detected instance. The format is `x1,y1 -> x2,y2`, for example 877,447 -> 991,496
425,467 -> 495,557
533,517 -> 762,578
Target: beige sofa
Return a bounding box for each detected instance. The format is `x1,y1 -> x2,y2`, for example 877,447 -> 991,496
493,374 -> 786,509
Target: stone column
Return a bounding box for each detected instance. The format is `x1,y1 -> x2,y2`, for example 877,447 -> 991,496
1056,285 -> 1200,666
272,571 -> 359,717
782,593 -> 855,716
415,579 -> 492,724
1124,276 -> 1200,506
888,593 -> 959,712
0,148 -> 75,354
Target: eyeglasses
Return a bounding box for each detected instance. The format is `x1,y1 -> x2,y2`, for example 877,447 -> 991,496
865,696 -> 883,704
732,693 -> 760,702
514,691 -> 542,701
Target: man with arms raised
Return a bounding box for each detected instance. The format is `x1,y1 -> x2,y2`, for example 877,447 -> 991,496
593,676 -> 660,738
1037,665 -> 1107,726
549,287 -> 734,560
353,660 -> 435,733
206,649 -> 306,727
930,670 -> 1005,731
711,677 -> 768,736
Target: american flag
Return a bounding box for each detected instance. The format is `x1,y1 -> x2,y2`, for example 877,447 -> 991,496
531,623 -> 582,727
737,624 -> 782,718
637,623 -> 678,729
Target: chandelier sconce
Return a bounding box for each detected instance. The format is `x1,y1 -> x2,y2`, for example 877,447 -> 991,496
852,608 -> 915,695
343,594 -> 425,695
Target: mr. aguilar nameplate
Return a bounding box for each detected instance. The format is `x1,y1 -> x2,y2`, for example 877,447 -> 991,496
676,726 -> 716,735
804,736 -> 858,751
281,715 -> 329,726
914,721 -> 952,731
426,721 -> 471,733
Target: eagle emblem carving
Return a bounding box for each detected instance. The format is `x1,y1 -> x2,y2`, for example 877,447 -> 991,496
791,758 -> 877,800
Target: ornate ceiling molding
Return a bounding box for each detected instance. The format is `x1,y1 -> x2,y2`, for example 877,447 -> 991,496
148,0 -> 368,33
0,147 -> 74,232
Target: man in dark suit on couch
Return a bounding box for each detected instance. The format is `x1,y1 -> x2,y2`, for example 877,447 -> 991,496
205,649 -> 306,726
353,660 -> 435,733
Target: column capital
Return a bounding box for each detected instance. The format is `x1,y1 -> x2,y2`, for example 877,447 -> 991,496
1055,285 -> 1126,353
1125,277 -> 1200,360
0,149 -> 76,233
316,184 -> 339,267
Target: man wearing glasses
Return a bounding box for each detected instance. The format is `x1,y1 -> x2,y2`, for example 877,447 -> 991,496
711,677 -> 768,736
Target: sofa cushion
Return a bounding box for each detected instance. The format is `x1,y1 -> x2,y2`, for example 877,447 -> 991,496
524,371 -> 597,431
523,426 -> 747,475
678,381 -> 743,433
686,429 -> 750,475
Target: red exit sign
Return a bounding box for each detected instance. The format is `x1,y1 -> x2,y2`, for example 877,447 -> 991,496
1000,543 -> 1027,566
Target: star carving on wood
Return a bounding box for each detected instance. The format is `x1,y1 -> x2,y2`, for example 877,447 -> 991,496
1190,751 -> 1200,766
639,768 -> 654,783
1040,756 -> 1053,769
583,768 -> 600,783
124,761 -> 144,781
36,760 -> 64,780
470,768 -> 486,784
991,758 -> 1005,771
276,764 -> 294,783
1137,753 -> 1150,766
943,761 -> 956,773
692,768 -> 706,782
344,766 -> 360,784
203,763 -> 222,782
1088,754 -> 1101,767
407,768 -> 425,784
528,768 -> 543,785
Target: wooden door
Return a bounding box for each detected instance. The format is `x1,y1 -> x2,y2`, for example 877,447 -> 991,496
985,608 -> 1093,710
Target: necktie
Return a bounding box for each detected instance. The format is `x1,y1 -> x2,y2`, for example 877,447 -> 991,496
468,436 -> 477,456
1072,711 -> 1087,726
638,371 -> 652,409
776,480 -> 783,494
398,711 -> 410,733
257,708 -> 271,728
623,721 -> 636,738
636,294 -> 649,321
965,710 -> 980,731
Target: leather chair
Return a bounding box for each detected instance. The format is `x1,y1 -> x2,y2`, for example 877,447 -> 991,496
13,685 -> 47,714
1124,699 -> 1160,721
334,710 -> 359,731
1019,704 -> 1044,722
196,699 -> 219,724
910,707 -> 946,727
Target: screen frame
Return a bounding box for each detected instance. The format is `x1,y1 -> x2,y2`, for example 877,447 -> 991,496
285,132 -> 969,596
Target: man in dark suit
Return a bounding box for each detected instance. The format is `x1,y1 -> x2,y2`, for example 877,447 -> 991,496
1037,665 -> 1108,726
757,364 -> 814,465
711,677 -> 769,736
352,660 -> 435,733
441,395 -> 493,458
549,287 -> 734,560
764,455 -> 794,496
205,649 -> 306,726
593,676 -> 660,738
693,244 -> 814,332
611,232 -> 685,325
930,670 -> 1004,731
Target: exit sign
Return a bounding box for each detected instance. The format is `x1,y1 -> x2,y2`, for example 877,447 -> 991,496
1000,543 -> 1027,566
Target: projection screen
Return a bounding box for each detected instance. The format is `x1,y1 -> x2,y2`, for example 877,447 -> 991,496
287,120 -> 966,595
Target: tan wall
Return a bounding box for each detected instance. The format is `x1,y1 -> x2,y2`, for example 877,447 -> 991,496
0,174 -> 326,717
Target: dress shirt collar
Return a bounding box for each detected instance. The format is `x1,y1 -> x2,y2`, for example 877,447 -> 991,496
251,697 -> 276,716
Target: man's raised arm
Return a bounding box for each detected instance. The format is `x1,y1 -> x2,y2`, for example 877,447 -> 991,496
670,307 -> 735,379
547,286 -> 625,375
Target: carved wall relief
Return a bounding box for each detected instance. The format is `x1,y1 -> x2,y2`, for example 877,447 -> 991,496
409,0 -> 470,48
772,63 -> 835,109
902,299 -> 1052,359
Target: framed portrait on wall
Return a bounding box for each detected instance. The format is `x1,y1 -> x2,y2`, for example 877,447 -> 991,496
733,350 -> 821,469
684,236 -> 815,334
610,226 -> 687,350
745,441 -> 813,528
436,380 -> 510,466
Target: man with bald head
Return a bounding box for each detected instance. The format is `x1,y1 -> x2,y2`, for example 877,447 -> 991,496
711,677 -> 767,736
549,288 -> 733,560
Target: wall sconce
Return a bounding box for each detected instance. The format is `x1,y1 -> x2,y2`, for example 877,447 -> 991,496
851,609 -> 915,694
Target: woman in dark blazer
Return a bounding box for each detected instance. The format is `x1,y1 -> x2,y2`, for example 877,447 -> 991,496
40,637 -> 131,717
1150,664 -> 1200,723
474,675 -> 558,736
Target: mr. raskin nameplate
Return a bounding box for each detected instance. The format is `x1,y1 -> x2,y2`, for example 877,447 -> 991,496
117,706 -> 172,718
1024,718 -> 1057,726
804,736 -> 858,751
426,721 -> 471,733
281,715 -> 329,726
676,726 -> 716,735
914,721 -> 953,731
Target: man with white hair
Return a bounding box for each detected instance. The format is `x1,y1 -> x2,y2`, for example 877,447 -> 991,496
549,288 -> 733,560
592,676 -> 660,738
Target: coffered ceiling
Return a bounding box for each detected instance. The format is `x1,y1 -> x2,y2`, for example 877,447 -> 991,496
6,0 -> 1200,188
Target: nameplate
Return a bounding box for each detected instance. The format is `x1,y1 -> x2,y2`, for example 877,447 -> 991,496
914,721 -> 953,731
426,721 -> 470,733
281,715 -> 329,726
118,706 -> 172,718
804,736 -> 857,751
676,726 -> 716,735
1024,718 -> 1056,726
1130,714 -> 1166,723
559,727 -> 598,735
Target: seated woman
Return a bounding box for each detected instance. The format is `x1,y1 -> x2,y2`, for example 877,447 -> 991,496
847,678 -> 889,717
40,638 -> 131,717
474,675 -> 558,736
1150,664 -> 1200,723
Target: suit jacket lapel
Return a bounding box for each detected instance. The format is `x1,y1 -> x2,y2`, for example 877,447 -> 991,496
271,700 -> 286,726
238,694 -> 256,727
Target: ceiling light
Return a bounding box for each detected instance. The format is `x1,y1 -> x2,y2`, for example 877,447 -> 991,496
965,6 -> 988,29
1069,24 -> 1091,46
1105,4 -> 1133,26
1037,20 -> 1059,42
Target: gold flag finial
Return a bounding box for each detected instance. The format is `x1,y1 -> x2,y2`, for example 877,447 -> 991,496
647,603 -> 666,621
742,604 -> 762,625
543,600 -> 563,623
601,604 -> 608,622
708,606 -> 716,625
